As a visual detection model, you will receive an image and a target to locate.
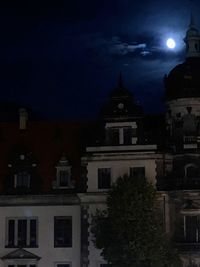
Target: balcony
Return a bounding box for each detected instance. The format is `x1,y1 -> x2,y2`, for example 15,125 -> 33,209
176,242 -> 200,251
157,176 -> 200,191
184,136 -> 197,144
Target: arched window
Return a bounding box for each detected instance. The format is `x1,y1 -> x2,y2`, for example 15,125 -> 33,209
185,164 -> 199,179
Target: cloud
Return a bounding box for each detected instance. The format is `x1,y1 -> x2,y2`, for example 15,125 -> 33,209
85,32 -> 184,63
86,34 -> 148,58
109,37 -> 147,55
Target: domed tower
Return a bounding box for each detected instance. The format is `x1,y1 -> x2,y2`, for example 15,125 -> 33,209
164,16 -> 200,150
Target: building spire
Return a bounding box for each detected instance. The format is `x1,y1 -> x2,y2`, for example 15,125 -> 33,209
189,0 -> 195,27
184,8 -> 200,58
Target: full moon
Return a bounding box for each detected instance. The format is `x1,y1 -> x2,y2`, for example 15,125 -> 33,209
166,38 -> 176,49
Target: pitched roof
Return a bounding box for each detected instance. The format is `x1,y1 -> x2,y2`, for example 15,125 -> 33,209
1,248 -> 41,260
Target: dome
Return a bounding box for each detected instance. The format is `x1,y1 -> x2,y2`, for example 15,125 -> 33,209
165,58 -> 200,100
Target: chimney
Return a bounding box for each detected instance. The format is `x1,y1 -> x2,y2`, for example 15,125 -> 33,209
19,108 -> 28,130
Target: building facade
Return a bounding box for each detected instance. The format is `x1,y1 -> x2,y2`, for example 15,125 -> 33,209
0,17 -> 199,267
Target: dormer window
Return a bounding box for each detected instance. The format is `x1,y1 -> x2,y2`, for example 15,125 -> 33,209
6,149 -> 39,194
14,171 -> 30,188
59,170 -> 70,187
53,153 -> 73,189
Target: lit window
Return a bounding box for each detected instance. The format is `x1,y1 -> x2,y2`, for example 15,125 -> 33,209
6,218 -> 38,248
54,217 -> 72,247
98,168 -> 111,189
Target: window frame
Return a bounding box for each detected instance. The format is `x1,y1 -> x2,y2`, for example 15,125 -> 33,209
58,169 -> 71,187
183,215 -> 200,243
129,166 -> 145,179
5,217 -> 38,248
54,216 -> 72,248
14,171 -> 31,189
54,166 -> 73,189
98,168 -> 111,190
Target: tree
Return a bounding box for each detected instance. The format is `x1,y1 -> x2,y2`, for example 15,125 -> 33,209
91,175 -> 180,267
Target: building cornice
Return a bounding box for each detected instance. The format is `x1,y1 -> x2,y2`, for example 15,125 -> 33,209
0,194 -> 80,206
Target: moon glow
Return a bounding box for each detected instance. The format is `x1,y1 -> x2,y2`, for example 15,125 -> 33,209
166,38 -> 176,49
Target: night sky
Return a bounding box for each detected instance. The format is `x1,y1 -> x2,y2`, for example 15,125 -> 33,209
0,1 -> 199,119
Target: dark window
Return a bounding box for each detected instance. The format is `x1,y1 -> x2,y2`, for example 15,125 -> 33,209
98,168 -> 111,189
130,167 -> 145,179
15,171 -> 30,188
8,265 -> 36,267
186,165 -> 199,178
8,220 -> 15,246
185,216 -> 200,243
57,265 -> 70,267
59,170 -> 70,187
100,264 -> 112,267
7,218 -> 37,247
18,219 -> 27,247
30,219 -> 37,247
54,217 -> 72,247
124,127 -> 132,145
110,128 -> 119,145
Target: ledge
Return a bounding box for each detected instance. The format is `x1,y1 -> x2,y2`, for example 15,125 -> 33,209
86,144 -> 157,153
0,194 -> 80,206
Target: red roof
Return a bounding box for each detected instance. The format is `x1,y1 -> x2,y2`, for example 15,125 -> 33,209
0,120 -> 83,193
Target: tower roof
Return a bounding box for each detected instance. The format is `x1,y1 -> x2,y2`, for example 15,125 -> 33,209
101,74 -> 143,121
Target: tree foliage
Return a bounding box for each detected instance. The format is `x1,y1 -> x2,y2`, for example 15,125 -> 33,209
91,175 -> 180,267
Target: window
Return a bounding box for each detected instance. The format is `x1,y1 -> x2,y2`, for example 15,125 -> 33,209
54,217 -> 72,247
98,168 -> 111,189
184,215 -> 200,243
6,218 -> 38,247
59,170 -> 70,187
14,171 -> 30,188
54,154 -> 73,189
56,264 -> 70,267
110,128 -> 119,145
8,265 -> 36,267
123,127 -> 132,145
130,167 -> 145,179
185,164 -> 199,178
